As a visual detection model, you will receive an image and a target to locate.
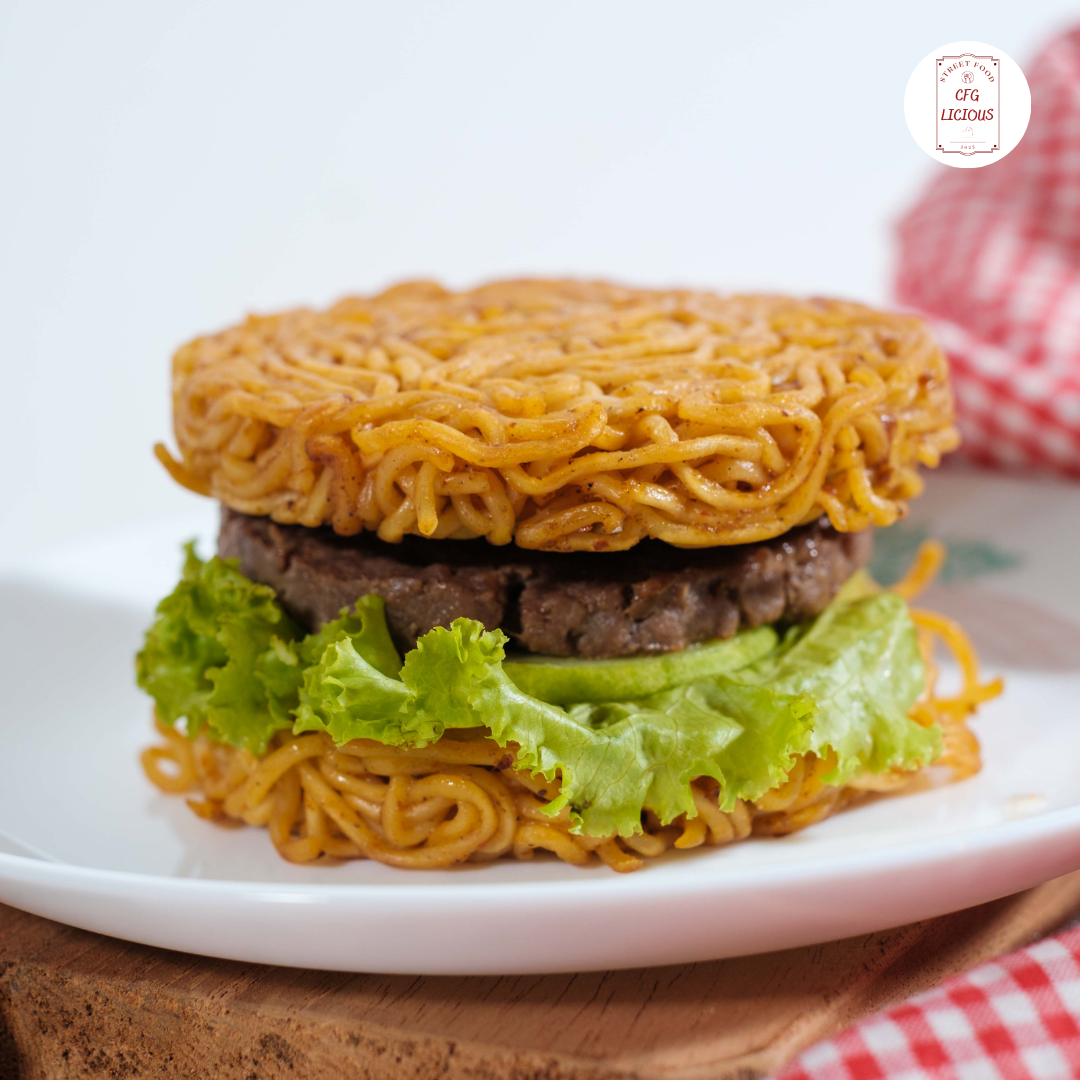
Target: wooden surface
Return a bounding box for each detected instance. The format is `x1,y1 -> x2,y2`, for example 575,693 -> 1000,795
3,873 -> 1080,1080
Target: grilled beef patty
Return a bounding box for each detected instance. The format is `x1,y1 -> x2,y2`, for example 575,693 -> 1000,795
218,509 -> 872,659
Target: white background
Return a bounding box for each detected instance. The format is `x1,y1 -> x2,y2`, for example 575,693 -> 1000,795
0,0 -> 1075,561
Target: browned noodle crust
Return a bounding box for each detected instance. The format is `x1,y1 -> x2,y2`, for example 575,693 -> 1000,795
162,280 -> 958,551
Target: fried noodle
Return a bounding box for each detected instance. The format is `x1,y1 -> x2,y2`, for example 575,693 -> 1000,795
161,280 -> 959,551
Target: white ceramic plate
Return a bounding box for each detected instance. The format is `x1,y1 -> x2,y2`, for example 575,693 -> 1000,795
1,467 -> 1079,975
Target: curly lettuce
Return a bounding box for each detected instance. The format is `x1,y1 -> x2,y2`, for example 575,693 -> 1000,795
135,543 -> 303,752
293,619 -> 815,835
137,546 -> 938,835
135,547 -> 398,754
736,582 -> 934,785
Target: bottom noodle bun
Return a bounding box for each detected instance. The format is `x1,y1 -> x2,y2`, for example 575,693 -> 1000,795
141,711 -> 962,875
139,539 -> 999,873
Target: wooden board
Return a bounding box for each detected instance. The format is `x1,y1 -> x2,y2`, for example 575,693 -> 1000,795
3,872 -> 1080,1080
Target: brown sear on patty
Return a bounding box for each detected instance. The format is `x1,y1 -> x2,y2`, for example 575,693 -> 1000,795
218,509 -> 873,659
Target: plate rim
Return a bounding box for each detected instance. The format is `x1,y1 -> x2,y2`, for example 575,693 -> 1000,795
4,801 -> 1080,902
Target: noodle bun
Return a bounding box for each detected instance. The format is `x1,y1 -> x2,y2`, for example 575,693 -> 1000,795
164,280 -> 959,551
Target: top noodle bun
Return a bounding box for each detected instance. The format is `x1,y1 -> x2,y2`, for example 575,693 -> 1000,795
162,279 -> 959,552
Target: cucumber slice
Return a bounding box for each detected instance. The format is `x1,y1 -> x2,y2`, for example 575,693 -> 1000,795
503,625 -> 778,705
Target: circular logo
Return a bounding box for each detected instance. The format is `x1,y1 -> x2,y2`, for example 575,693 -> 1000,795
904,40 -> 1031,168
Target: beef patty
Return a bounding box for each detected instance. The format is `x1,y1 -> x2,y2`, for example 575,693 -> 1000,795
218,509 -> 873,659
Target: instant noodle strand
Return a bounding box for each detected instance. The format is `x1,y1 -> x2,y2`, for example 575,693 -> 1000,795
161,281 -> 959,551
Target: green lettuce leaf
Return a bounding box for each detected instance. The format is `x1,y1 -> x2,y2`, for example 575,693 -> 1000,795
135,543 -> 304,753
737,587 -> 939,784
292,617 -> 816,836
297,594 -> 402,677
293,637 -> 413,744
137,548 -> 403,755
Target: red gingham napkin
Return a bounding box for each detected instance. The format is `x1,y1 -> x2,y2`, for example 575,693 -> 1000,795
773,29 -> 1080,1079
775,925 -> 1080,1080
895,28 -> 1080,476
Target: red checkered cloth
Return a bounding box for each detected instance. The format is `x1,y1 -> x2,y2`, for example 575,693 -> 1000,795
895,29 -> 1080,476
772,30 -> 1080,1079
776,925 -> 1080,1080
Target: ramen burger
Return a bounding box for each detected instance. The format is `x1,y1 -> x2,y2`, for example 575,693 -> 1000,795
137,279 -> 1001,872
